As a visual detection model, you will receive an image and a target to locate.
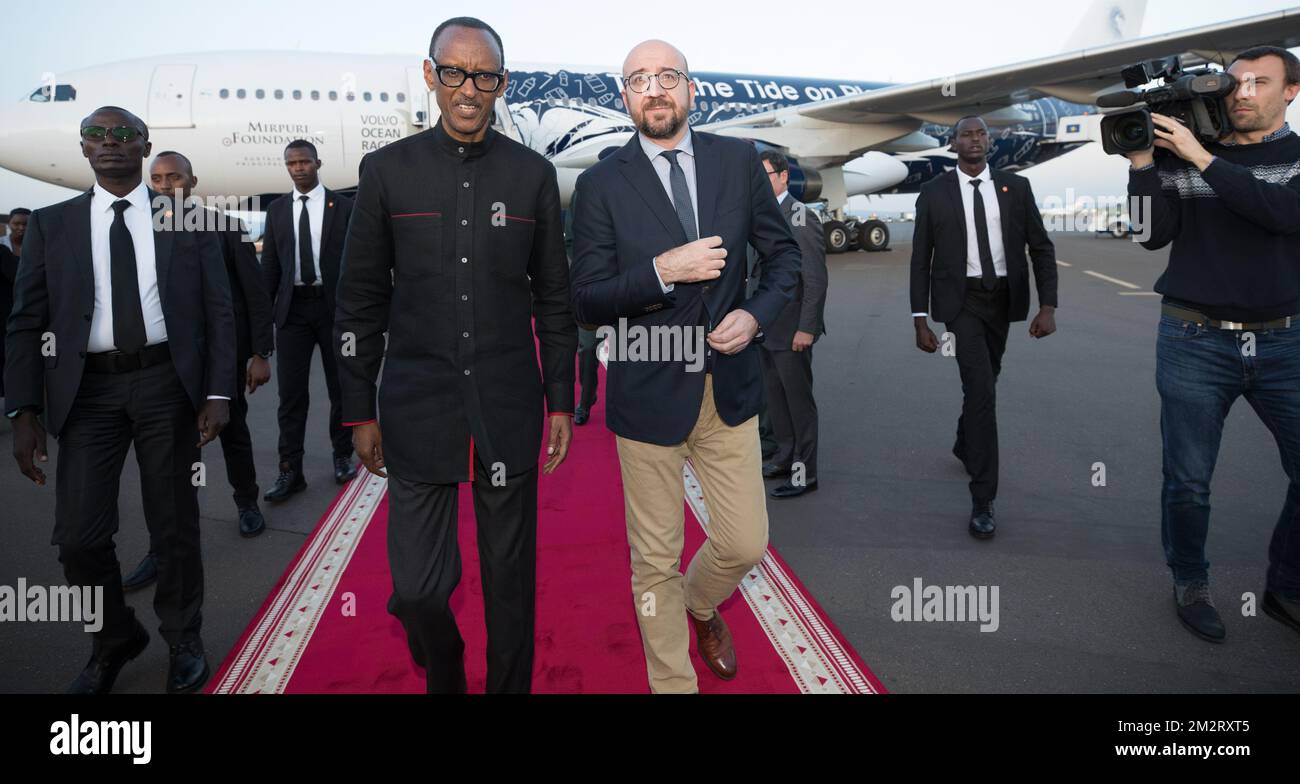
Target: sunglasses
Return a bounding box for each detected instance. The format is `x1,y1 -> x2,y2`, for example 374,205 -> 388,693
80,125 -> 145,143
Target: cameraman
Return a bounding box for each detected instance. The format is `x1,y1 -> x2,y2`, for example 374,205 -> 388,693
1126,45 -> 1300,643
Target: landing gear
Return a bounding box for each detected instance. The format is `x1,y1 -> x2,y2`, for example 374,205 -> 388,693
823,220 -> 851,254
855,219 -> 890,252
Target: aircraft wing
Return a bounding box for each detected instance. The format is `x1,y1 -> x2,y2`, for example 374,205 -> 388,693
702,7 -> 1300,157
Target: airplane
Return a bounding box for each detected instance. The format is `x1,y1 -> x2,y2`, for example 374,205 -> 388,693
1,1 -> 1299,254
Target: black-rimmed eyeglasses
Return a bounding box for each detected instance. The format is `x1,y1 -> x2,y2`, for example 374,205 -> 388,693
430,61 -> 505,92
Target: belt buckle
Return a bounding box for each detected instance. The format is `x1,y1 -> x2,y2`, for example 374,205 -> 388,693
1219,320 -> 1243,331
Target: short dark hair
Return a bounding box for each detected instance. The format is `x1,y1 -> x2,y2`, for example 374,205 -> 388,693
759,150 -> 789,175
284,139 -> 319,159
429,17 -> 504,68
954,114 -> 987,130
83,105 -> 149,139
153,150 -> 193,175
1230,46 -> 1300,87
8,208 -> 31,218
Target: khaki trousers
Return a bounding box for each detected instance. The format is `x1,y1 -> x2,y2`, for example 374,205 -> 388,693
615,374 -> 770,693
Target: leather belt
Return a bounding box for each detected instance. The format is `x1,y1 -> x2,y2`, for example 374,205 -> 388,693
965,276 -> 1008,290
84,342 -> 171,374
292,285 -> 325,299
1161,304 -> 1295,331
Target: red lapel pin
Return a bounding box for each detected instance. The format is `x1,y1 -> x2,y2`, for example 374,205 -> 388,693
328,201 -> 334,208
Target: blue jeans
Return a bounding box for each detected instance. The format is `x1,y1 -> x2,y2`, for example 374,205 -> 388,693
1156,314 -> 1300,600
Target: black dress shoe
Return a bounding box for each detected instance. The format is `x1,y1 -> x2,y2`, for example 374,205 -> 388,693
122,552 -> 158,592
1174,581 -> 1225,643
969,501 -> 996,539
166,640 -> 211,694
762,463 -> 791,479
1262,590 -> 1300,637
67,622 -> 149,694
771,479 -> 818,499
334,456 -> 359,485
238,502 -> 266,538
264,467 -> 306,502
574,406 -> 590,426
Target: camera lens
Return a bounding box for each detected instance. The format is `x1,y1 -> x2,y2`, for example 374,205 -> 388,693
1106,114 -> 1151,153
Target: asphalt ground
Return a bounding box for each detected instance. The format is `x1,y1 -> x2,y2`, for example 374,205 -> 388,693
1,227 -> 1297,693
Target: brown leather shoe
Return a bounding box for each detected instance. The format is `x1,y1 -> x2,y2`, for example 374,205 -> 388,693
690,611 -> 737,680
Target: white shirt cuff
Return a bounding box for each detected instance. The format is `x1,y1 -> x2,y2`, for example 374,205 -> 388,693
911,313 -> 928,318
206,395 -> 231,401
652,257 -> 674,293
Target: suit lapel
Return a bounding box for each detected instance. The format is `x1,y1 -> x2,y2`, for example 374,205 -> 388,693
320,188 -> 336,259
149,189 -> 174,312
617,136 -> 688,246
992,170 -> 1014,252
944,169 -> 967,251
782,193 -> 799,228
67,192 -> 95,298
278,197 -> 294,279
692,132 -> 717,238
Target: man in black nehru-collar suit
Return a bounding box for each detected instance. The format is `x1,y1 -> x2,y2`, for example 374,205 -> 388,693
5,106 -> 235,694
261,139 -> 356,500
910,114 -> 1057,540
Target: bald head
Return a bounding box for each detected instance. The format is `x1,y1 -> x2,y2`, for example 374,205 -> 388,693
622,39 -> 689,79
621,39 -> 694,145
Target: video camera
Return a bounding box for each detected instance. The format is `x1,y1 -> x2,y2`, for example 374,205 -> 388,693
1098,56 -> 1237,155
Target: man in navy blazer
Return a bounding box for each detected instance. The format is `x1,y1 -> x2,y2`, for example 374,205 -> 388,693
571,39 -> 800,693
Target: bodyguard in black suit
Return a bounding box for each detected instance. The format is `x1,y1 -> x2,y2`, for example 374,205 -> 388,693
571,40 -> 800,693
336,18 -> 576,693
5,107 -> 235,693
755,150 -> 828,499
120,152 -> 278,594
910,115 -> 1058,538
261,139 -> 356,499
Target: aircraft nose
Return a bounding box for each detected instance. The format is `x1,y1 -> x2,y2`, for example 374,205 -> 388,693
0,97 -> 87,188
0,102 -> 24,173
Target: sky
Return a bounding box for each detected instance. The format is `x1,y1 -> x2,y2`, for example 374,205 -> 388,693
1,0 -> 1298,213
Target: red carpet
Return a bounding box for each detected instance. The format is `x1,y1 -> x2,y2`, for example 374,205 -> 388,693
210,360 -> 884,694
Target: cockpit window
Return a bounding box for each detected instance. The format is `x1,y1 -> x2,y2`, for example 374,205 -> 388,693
28,84 -> 77,102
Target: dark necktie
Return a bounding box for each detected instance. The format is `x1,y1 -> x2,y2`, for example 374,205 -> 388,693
660,150 -> 698,242
298,194 -> 317,285
969,178 -> 997,290
109,199 -> 147,353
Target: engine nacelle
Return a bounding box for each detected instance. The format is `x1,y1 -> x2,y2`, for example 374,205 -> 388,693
841,151 -> 909,198
786,160 -> 823,203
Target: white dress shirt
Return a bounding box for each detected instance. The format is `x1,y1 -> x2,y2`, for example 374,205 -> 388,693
88,181 -> 167,353
641,130 -> 699,294
87,181 -> 229,400
956,164 -> 1007,279
912,165 -> 1008,318
292,182 -> 325,286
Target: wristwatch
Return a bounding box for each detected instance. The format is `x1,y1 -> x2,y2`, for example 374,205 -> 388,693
6,406 -> 37,420
256,349 -> 273,359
